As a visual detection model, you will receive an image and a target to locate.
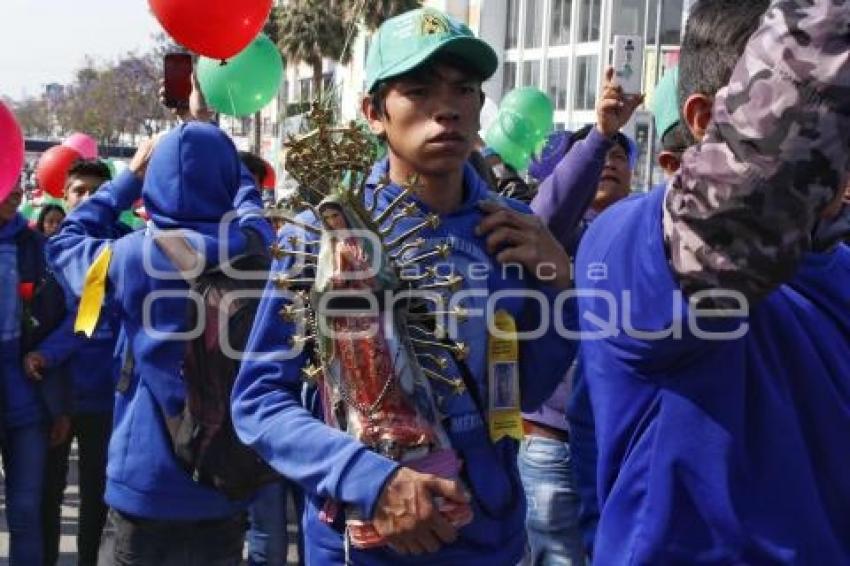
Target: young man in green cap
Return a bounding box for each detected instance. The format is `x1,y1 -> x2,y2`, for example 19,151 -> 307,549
232,6 -> 576,565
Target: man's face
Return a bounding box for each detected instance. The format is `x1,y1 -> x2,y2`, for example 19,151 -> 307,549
593,144 -> 632,211
0,183 -> 23,224
365,64 -> 482,178
65,175 -> 105,210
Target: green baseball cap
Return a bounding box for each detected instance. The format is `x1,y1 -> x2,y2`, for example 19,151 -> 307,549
365,7 -> 498,93
650,66 -> 680,141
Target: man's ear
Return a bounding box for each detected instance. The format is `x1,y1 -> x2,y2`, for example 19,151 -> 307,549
361,95 -> 386,138
682,93 -> 713,142
658,151 -> 682,176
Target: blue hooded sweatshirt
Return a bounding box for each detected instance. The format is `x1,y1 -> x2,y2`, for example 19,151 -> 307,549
36,309 -> 118,415
0,214 -> 47,429
575,185 -> 850,564
47,122 -> 273,520
232,159 -> 577,565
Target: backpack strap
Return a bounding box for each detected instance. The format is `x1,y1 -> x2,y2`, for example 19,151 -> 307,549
153,232 -> 206,282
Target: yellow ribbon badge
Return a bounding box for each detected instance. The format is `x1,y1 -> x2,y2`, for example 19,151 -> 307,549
74,245 -> 112,337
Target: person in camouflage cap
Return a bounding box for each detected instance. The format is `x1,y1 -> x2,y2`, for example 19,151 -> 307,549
573,0 -> 850,562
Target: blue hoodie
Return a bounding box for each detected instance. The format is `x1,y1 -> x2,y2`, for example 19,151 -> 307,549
47,122 -> 273,520
0,214 -> 47,429
232,159 -> 577,565
575,185 -> 850,564
36,310 -> 118,415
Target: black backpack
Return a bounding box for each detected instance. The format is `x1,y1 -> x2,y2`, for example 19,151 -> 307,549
157,234 -> 280,500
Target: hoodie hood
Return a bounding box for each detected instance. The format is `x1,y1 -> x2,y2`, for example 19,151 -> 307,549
143,123 -> 242,233
365,158 -> 491,215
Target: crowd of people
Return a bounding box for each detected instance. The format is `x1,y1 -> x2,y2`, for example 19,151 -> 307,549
1,1 -> 849,565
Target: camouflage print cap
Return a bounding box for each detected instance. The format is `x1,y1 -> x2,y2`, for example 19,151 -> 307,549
365,7 -> 498,93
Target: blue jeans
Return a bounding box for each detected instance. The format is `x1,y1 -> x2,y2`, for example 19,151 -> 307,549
247,479 -> 305,565
518,436 -> 586,566
2,423 -> 47,565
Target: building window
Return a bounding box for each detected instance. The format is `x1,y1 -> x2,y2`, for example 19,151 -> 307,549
524,0 -> 544,49
522,60 -> 541,87
546,57 -> 569,111
574,55 -> 598,110
322,73 -> 334,94
612,0 -> 684,44
299,78 -> 311,101
550,0 -> 572,46
506,0 -> 520,48
579,0 -> 602,42
503,62 -> 517,96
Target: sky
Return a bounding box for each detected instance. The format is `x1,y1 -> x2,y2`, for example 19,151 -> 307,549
0,0 -> 163,99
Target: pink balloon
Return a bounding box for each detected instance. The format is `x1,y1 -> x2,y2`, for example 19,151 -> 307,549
63,132 -> 98,159
0,100 -> 25,203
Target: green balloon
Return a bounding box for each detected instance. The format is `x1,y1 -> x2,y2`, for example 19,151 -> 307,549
484,123 -> 531,172
500,87 -> 555,139
18,201 -> 36,221
198,34 -> 284,117
496,110 -> 537,151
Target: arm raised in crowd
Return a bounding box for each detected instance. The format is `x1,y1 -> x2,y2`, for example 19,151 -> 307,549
531,67 -> 642,247
45,140 -> 153,298
665,0 -> 850,305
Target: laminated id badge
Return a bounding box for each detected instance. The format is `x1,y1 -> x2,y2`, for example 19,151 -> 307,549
487,310 -> 523,442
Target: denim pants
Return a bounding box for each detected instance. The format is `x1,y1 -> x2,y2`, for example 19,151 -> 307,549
43,412 -> 112,566
2,423 -> 48,565
518,436 -> 586,566
247,479 -> 305,565
99,508 -> 246,566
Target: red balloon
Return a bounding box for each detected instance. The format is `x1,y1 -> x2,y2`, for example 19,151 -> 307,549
262,159 -> 276,189
149,0 -> 273,60
0,100 -> 24,203
36,145 -> 81,198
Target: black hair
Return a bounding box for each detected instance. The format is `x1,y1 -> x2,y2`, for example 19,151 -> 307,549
571,124 -> 631,158
36,204 -> 65,235
678,0 -> 769,143
368,51 -> 488,120
239,151 -> 267,186
660,121 -> 691,154
67,159 -> 112,184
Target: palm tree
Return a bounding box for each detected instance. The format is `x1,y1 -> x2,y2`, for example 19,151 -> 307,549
344,0 -> 422,31
276,0 -> 351,98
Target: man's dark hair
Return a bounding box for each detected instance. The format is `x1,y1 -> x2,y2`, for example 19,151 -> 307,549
369,51 -> 488,120
67,159 -> 112,184
571,124 -> 632,160
678,0 -> 769,142
239,151 -> 267,186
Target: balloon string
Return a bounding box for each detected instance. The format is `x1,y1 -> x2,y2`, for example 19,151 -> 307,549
226,86 -> 237,118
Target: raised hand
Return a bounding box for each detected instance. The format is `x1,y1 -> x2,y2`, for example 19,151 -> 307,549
596,66 -> 645,138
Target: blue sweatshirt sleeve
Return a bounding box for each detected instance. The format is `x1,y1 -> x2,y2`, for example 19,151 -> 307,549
232,230 -> 399,519
35,312 -> 87,367
234,164 -> 274,247
46,170 -> 143,299
531,128 -> 613,248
